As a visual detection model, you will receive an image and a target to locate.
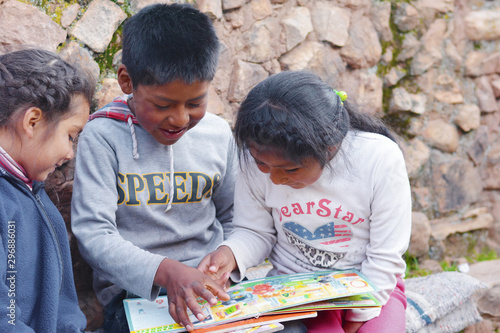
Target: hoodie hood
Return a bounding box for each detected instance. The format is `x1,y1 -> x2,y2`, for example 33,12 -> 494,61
89,94 -> 174,212
89,94 -> 140,159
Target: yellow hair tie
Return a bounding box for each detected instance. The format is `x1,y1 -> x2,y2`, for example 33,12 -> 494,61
334,89 -> 347,104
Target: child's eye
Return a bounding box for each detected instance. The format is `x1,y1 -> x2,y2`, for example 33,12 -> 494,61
155,103 -> 171,110
188,103 -> 202,108
69,133 -> 80,143
285,168 -> 299,173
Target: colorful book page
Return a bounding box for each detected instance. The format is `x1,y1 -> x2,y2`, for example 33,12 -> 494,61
196,311 -> 315,333
124,269 -> 378,333
230,322 -> 284,333
266,293 -> 381,315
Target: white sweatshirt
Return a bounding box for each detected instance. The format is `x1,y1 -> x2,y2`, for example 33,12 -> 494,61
221,131 -> 412,322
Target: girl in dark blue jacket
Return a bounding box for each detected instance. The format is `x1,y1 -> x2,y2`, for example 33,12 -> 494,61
0,49 -> 94,332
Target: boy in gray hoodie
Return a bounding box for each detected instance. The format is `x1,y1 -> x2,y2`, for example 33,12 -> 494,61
71,4 -> 236,332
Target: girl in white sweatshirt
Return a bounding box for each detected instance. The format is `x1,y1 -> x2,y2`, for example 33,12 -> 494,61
199,71 -> 412,333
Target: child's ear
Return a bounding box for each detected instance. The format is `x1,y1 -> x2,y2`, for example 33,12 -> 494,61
22,107 -> 44,139
327,146 -> 338,159
117,65 -> 133,94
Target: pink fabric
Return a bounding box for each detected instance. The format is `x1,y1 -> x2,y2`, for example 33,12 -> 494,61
0,145 -> 33,188
304,278 -> 407,333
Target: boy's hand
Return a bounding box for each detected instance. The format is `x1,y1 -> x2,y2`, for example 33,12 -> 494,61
154,258 -> 230,332
197,246 -> 237,288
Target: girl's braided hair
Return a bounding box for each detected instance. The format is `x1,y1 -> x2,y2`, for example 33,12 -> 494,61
0,48 -> 94,129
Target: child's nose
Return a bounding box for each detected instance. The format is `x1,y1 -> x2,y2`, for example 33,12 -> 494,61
269,170 -> 286,185
168,106 -> 190,128
66,147 -> 74,160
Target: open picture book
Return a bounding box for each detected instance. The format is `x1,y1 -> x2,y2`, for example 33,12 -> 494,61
123,269 -> 380,333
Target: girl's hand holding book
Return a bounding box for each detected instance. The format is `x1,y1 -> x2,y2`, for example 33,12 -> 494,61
197,245 -> 237,290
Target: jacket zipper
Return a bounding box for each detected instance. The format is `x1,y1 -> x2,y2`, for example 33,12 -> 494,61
1,170 -> 66,295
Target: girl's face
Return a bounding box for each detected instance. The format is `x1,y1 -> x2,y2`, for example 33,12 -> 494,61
248,143 -> 324,189
22,95 -> 89,181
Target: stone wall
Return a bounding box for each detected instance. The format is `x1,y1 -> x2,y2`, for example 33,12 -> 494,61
1,0 -> 500,330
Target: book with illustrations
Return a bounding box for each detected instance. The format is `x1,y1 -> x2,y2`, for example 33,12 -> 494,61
123,269 -> 379,333
266,292 -> 381,315
195,311 -> 316,333
229,322 -> 285,333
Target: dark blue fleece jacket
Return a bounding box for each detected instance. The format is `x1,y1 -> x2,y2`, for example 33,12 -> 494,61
0,167 -> 86,332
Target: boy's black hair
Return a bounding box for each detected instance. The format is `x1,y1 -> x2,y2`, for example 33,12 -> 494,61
234,71 -> 396,167
122,3 -> 220,87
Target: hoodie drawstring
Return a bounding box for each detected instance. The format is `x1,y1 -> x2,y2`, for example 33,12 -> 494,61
165,145 -> 174,212
127,117 -> 140,160
125,105 -> 173,212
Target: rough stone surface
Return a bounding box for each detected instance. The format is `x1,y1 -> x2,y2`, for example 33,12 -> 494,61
411,19 -> 446,75
370,1 -> 392,42
280,41 -> 344,86
422,119 -> 460,153
129,0 -> 173,13
389,87 -> 412,113
340,14 -> 381,69
222,0 -> 246,11
430,211 -> 494,241
404,138 -> 430,178
492,76 -> 500,98
198,0 -> 223,20
468,260 -> 500,320
310,1 -> 351,47
408,93 -> 427,115
249,0 -> 273,21
476,76 -> 500,112
0,0 -> 66,54
239,18 -> 276,63
343,70 -> 383,116
61,3 -> 81,28
70,0 -> 127,53
394,2 -> 419,32
384,66 -> 406,88
429,153 -> 482,213
397,33 -> 420,62
465,9 -> 500,41
94,78 -> 123,110
59,42 -> 100,86
281,6 -> 313,52
419,259 -> 444,274
227,60 -> 268,102
408,212 -> 432,257
467,126 -> 489,166
455,104 -> 481,132
484,140 -> 500,190
465,52 -> 499,77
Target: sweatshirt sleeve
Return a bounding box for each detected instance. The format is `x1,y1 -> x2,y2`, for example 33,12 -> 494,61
219,163 -> 277,282
212,130 -> 237,239
71,124 -> 165,302
345,143 -> 412,322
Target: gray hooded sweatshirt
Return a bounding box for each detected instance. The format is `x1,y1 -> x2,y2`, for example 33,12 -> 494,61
71,94 -> 236,306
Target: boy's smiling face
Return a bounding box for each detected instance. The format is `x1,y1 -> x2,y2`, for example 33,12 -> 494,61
118,65 -> 209,146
